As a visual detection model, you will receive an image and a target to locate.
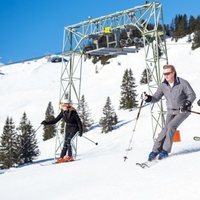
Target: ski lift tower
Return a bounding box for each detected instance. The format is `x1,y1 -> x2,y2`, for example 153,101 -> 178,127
56,2 -> 168,157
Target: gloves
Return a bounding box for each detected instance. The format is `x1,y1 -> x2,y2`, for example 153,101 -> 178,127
141,92 -> 152,103
180,100 -> 191,112
79,131 -> 83,137
41,120 -> 48,125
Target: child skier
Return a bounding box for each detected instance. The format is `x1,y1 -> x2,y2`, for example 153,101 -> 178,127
41,99 -> 83,163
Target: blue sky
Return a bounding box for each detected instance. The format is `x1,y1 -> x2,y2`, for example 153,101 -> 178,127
0,0 -> 199,64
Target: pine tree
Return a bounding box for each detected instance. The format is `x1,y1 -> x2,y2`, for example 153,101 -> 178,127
172,14 -> 188,40
120,68 -> 138,110
189,15 -> 197,34
17,112 -> 39,164
191,17 -> 200,50
43,102 -> 56,141
187,34 -> 192,43
140,68 -> 152,85
192,30 -> 200,50
164,24 -> 171,37
170,19 -> 175,38
180,14 -> 189,36
0,117 -> 19,168
99,97 -> 118,133
77,95 -> 93,133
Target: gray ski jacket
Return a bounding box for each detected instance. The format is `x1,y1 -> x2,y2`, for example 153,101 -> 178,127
151,77 -> 196,114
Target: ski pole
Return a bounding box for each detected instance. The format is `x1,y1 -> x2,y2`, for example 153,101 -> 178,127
82,135 -> 98,145
187,110 -> 200,115
35,124 -> 42,133
123,99 -> 144,162
172,109 -> 200,115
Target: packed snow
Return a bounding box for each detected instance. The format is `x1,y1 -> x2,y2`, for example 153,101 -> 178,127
0,37 -> 200,200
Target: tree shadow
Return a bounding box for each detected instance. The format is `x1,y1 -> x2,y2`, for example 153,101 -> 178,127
90,122 -> 101,130
0,170 -> 5,174
114,120 -> 133,129
89,119 -> 133,131
16,158 -> 55,169
32,157 -> 55,164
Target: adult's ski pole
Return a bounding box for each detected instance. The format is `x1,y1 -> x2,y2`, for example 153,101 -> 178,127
123,99 -> 144,162
187,110 -> 200,115
172,109 -> 200,115
82,135 -> 98,145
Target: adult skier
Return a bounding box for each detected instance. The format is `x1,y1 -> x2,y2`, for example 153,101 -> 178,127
142,64 -> 196,161
41,99 -> 83,163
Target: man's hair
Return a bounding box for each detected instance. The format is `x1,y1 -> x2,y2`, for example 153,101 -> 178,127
163,64 -> 177,76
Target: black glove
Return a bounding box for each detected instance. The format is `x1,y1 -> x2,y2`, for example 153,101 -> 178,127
145,94 -> 152,103
180,100 -> 191,112
141,92 -> 152,103
41,120 -> 48,125
79,131 -> 83,137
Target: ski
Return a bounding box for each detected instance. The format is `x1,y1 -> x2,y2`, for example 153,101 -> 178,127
136,156 -> 171,168
40,159 -> 80,166
193,136 -> 200,141
136,160 -> 158,168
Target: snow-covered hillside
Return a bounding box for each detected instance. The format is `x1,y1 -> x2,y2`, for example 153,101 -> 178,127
1,37 -> 200,200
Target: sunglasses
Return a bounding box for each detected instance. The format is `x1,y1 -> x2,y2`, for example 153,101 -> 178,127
163,72 -> 172,76
61,103 -> 70,106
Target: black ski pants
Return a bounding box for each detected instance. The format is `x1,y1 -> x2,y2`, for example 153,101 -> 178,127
60,130 -> 77,158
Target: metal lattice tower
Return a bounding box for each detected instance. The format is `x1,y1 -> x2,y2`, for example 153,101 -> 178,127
56,2 -> 168,157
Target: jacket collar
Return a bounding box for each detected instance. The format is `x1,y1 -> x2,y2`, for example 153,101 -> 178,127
163,76 -> 180,86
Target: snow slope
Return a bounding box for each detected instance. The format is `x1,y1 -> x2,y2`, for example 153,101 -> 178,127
0,38 -> 200,200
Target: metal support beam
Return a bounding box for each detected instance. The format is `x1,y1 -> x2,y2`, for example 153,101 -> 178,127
142,2 -> 168,139
55,2 -> 168,157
